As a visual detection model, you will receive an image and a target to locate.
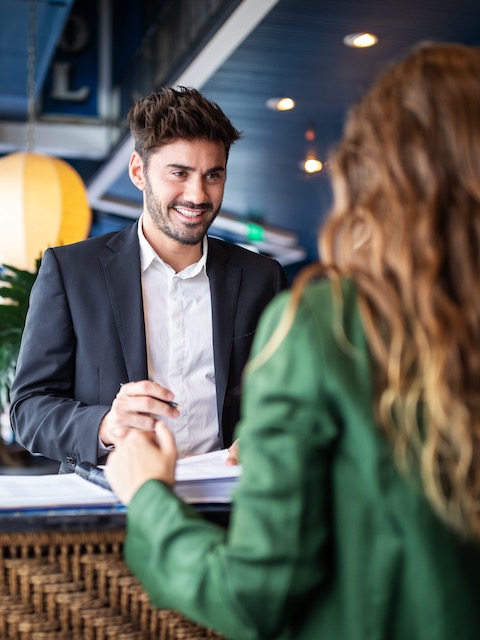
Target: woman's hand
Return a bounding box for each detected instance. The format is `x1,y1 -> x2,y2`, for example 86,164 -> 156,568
105,421 -> 177,505
225,438 -> 240,465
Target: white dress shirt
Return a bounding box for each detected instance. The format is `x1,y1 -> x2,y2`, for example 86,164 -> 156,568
138,218 -> 220,456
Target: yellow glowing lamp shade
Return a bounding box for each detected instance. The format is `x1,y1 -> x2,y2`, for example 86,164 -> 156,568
0,152 -> 91,270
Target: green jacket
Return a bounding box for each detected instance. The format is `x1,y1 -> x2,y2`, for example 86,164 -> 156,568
125,279 -> 480,639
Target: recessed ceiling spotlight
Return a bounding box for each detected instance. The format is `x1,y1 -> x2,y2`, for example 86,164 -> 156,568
266,97 -> 295,111
303,155 -> 323,174
343,33 -> 378,48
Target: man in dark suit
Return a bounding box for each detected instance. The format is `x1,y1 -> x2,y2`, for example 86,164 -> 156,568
9,87 -> 287,473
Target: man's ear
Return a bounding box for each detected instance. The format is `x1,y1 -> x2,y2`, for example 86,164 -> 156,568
129,151 -> 146,191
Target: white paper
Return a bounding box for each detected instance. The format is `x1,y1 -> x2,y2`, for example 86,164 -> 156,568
0,449 -> 241,510
0,473 -> 118,510
176,449 -> 242,481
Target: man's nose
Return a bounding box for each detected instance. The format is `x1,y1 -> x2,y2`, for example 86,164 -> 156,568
183,176 -> 208,204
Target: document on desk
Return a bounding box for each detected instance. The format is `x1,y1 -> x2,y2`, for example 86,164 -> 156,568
0,473 -> 118,510
174,448 -> 242,503
176,448 -> 242,481
0,449 -> 242,510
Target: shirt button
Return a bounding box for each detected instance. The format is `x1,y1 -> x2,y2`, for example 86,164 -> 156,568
66,455 -> 76,466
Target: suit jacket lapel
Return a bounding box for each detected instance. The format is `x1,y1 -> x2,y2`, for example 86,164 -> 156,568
101,222 -> 148,382
207,238 -> 241,422
99,230 -> 241,417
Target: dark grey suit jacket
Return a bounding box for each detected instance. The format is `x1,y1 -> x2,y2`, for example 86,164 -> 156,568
10,222 -> 287,471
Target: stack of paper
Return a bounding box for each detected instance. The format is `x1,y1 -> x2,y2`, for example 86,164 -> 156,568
0,473 -> 117,511
175,449 -> 241,503
0,449 -> 241,511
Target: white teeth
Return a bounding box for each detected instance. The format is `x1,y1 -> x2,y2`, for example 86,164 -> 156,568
175,207 -> 202,218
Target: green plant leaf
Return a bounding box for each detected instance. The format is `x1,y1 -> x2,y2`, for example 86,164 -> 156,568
0,261 -> 40,414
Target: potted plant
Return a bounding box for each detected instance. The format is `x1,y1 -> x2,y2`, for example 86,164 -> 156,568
0,261 -> 39,465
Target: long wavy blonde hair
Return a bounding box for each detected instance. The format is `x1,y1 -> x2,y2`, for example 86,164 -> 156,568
324,41 -> 480,536
274,42 -> 480,537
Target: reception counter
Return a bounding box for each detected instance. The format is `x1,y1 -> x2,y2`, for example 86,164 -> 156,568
0,505 -> 229,639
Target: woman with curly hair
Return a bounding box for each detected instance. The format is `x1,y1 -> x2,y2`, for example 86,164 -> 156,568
106,42 -> 480,639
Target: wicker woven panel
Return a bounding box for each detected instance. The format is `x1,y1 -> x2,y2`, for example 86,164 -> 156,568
0,530 -> 225,640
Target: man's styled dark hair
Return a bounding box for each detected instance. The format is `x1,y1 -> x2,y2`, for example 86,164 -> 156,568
128,86 -> 242,166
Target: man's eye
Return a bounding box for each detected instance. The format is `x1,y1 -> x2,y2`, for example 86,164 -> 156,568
172,171 -> 186,177
207,172 -> 222,180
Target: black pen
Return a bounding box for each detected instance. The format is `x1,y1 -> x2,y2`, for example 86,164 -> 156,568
119,383 -> 179,409
75,461 -> 112,491
159,398 -> 179,409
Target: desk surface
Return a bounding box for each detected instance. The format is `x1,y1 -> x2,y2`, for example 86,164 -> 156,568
0,503 -> 230,533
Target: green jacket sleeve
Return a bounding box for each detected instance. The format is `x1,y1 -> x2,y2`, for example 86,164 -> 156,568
125,289 -> 339,640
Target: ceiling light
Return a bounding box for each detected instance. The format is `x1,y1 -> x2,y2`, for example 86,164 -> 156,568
266,97 -> 295,111
305,126 -> 316,142
300,124 -> 323,173
343,33 -> 378,48
303,155 -> 323,174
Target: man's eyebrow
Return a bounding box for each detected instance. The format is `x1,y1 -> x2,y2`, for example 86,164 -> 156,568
207,166 -> 226,173
166,163 -> 192,170
166,163 -> 226,173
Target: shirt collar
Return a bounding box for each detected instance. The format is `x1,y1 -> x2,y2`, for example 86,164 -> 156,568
137,214 -> 208,276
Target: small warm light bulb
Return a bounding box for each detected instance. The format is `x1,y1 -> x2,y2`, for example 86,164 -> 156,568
343,33 -> 378,48
304,156 -> 323,173
266,97 -> 296,111
276,97 -> 295,111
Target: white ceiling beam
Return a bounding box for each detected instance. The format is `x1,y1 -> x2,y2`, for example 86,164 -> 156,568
174,0 -> 281,88
0,120 -> 121,159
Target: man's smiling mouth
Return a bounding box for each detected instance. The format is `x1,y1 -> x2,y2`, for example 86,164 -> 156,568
173,206 -> 205,219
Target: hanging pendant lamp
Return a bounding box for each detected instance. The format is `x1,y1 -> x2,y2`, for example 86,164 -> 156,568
0,152 -> 91,270
0,0 -> 91,271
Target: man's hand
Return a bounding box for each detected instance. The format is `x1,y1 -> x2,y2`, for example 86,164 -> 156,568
105,421 -> 177,505
99,380 -> 179,446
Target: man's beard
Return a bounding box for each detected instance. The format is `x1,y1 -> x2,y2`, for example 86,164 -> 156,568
144,175 -> 220,246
